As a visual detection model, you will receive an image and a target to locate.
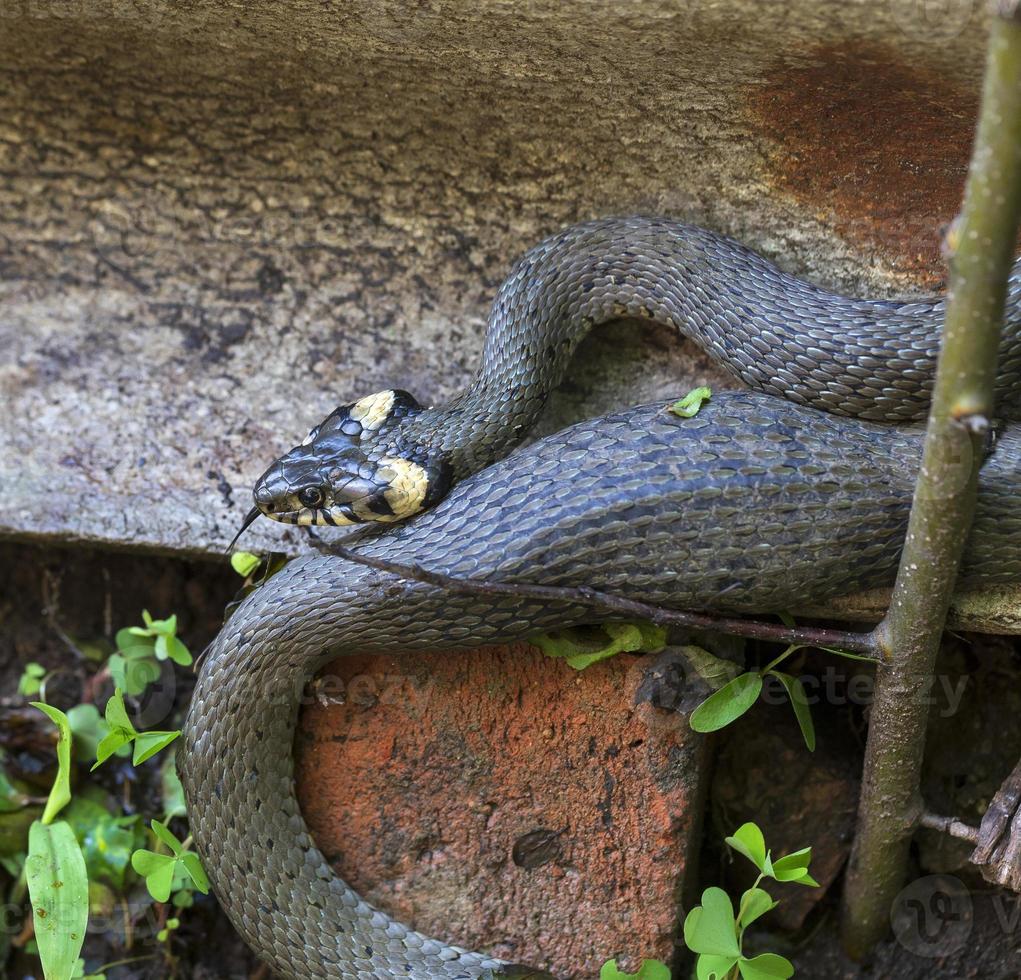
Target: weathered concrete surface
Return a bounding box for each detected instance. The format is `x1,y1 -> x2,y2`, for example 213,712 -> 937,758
295,645 -> 707,977
0,0 -> 995,556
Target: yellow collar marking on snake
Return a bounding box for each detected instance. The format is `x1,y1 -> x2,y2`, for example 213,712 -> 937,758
348,390 -> 397,432
371,456 -> 429,522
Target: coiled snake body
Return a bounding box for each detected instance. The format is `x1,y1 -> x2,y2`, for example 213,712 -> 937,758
180,217 -> 1021,979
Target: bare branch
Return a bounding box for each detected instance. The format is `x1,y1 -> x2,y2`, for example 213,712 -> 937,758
918,811 -> 980,844
313,535 -> 881,658
841,5 -> 1021,956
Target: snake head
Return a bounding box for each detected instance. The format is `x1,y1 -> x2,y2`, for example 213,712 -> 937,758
248,389 -> 452,530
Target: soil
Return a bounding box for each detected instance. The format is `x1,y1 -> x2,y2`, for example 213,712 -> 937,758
0,540 -> 260,980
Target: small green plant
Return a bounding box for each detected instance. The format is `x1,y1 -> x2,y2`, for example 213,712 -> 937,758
25,703 -> 88,980
683,823 -> 818,980
668,386 -> 713,418
131,819 -> 209,903
600,958 -> 671,980
229,551 -> 262,578
18,662 -> 46,697
6,609 -> 205,980
688,629 -> 872,751
223,549 -> 291,621
156,915 -> 181,944
108,611 -> 191,697
532,622 -> 668,670
91,689 -> 180,769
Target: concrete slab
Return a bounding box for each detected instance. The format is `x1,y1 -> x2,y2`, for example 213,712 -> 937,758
0,1 -> 992,556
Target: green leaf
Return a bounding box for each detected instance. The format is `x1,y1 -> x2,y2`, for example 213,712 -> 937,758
669,386 -> 713,418
65,704 -> 101,758
230,551 -> 261,577
31,703 -> 73,824
18,662 -> 46,697
180,852 -> 209,894
725,823 -> 770,875
107,655 -> 127,694
696,955 -> 741,980
163,635 -> 192,666
737,953 -> 794,980
130,848 -> 171,878
78,641 -> 109,664
678,645 -> 742,691
26,819 -> 88,980
103,690 -> 135,736
683,887 -> 740,958
132,731 -> 181,767
161,749 -> 187,821
120,644 -> 158,662
689,673 -> 763,733
150,819 -> 184,856
771,672 -> 816,752
66,705 -> 111,764
91,730 -> 132,771
115,627 -> 154,652
771,847 -> 815,883
598,959 -> 671,980
737,887 -> 777,929
532,622 -> 667,670
72,958 -> 107,980
131,850 -> 176,902
157,915 -> 181,941
144,614 -> 176,638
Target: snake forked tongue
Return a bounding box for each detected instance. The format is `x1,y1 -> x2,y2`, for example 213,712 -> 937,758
226,506 -> 262,553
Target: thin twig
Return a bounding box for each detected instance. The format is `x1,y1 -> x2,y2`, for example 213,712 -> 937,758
841,3 -> 1021,957
919,811 -> 981,844
315,537 -> 881,657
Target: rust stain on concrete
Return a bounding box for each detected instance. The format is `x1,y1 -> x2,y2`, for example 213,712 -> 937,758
295,644 -> 707,978
748,41 -> 980,285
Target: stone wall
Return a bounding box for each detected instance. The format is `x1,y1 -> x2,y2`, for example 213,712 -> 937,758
0,0 -> 991,555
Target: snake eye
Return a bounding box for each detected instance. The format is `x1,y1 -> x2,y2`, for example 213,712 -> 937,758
297,486 -> 324,508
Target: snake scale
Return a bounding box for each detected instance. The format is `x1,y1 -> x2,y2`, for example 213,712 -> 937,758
180,217 -> 1021,979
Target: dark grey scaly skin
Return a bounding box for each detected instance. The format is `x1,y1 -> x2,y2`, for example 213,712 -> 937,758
181,396 -> 1021,980
390,216 -> 1021,477
181,218 -> 1021,979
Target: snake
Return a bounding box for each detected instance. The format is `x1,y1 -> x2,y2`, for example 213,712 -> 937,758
180,216 -> 1021,979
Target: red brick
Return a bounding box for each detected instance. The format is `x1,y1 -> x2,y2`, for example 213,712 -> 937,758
295,644 -> 708,978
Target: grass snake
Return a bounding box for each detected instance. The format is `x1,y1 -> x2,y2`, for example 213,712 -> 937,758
180,216 -> 1021,979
